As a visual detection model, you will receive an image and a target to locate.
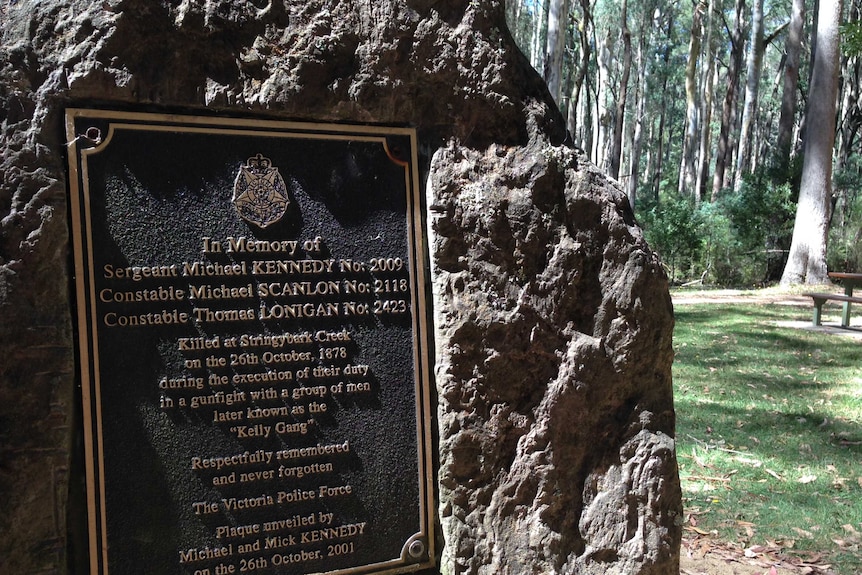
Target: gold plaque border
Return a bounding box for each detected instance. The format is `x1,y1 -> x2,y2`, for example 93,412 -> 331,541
65,109 -> 436,575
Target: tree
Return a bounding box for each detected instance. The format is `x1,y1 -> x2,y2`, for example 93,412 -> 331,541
627,11 -> 650,207
545,0 -> 572,104
531,0 -> 551,75
565,0 -> 593,139
733,0 -> 766,190
774,0 -> 805,173
679,0 -> 705,196
695,0 -> 718,202
781,0 -> 843,285
712,0 -> 746,199
608,0 -> 631,179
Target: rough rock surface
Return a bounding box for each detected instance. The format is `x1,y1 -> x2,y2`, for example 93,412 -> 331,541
0,1 -> 680,574
428,143 -> 679,574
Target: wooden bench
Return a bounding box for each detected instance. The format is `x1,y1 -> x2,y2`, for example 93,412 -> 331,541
803,292 -> 862,327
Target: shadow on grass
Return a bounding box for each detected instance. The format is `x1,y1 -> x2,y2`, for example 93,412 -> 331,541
674,302 -> 862,573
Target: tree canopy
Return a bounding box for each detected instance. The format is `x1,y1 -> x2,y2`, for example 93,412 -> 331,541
506,0 -> 862,285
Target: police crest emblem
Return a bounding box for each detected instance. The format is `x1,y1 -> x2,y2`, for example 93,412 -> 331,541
232,154 -> 290,228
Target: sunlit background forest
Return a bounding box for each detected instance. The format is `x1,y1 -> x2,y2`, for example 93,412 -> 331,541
503,0 -> 862,287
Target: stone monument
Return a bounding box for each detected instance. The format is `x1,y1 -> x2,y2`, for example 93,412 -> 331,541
0,1 -> 681,574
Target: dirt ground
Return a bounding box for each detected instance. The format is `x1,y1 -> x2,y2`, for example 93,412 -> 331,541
672,288 -> 862,339
671,288 -> 815,306
674,290 -> 850,573
680,534 -> 837,574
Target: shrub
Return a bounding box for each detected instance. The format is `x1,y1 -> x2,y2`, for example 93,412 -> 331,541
636,171 -> 795,286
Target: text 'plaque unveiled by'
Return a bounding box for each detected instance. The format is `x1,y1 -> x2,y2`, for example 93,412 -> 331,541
66,110 -> 435,575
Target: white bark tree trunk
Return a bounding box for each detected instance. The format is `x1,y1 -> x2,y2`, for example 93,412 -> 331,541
609,0 -> 631,180
678,0 -> 704,195
695,0 -> 716,203
774,0 -> 805,172
781,0 -> 843,285
733,0 -> 765,190
545,0 -> 571,104
627,30 -> 648,208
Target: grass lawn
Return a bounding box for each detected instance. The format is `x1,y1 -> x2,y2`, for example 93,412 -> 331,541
673,302 -> 862,574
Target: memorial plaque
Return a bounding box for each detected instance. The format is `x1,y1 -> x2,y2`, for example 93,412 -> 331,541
65,110 -> 435,575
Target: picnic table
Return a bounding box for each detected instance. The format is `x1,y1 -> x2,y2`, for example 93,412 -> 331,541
805,272 -> 862,327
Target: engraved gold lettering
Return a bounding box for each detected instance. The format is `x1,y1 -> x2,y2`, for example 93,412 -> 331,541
215,524 -> 260,539
270,549 -> 323,565
103,309 -> 189,327
237,469 -> 275,483
300,521 -> 365,543
159,375 -> 205,390
262,514 -> 316,534
189,390 -> 246,409
182,261 -> 248,277
221,494 -> 274,511
234,424 -> 274,438
104,263 -> 178,281
192,501 -> 219,514
178,544 -> 232,563
193,307 -> 256,322
178,336 -> 221,351
258,302 -> 339,320
231,370 -> 293,385
263,534 -> 298,548
276,489 -> 316,504
274,441 -> 350,461
191,450 -> 273,471
189,283 -> 254,300
251,259 -> 335,275
260,350 -> 312,364
213,409 -> 244,422
246,404 -> 289,419
257,281 -> 341,297
238,332 -> 313,347
236,539 -> 261,554
226,236 -> 299,255
317,484 -> 353,498
314,329 -> 352,342
273,421 -> 310,435
276,462 -> 334,478
99,286 -> 185,302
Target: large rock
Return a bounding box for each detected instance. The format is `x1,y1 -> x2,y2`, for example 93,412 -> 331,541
428,142 -> 679,573
0,1 -> 680,573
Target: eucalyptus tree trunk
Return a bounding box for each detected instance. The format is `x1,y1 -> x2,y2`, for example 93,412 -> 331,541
608,0 -> 631,180
835,0 -> 860,177
652,13 -> 674,200
678,0 -> 705,196
781,0 -> 843,285
545,0 -> 571,104
595,28 -> 613,168
628,29 -> 649,207
566,0 -> 593,141
695,0 -> 717,202
531,0 -> 551,75
774,0 -> 805,173
733,0 -> 765,190
712,0 -> 746,199
506,0 -> 526,47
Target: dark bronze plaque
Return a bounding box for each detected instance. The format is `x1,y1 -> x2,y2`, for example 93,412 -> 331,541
66,110 -> 434,575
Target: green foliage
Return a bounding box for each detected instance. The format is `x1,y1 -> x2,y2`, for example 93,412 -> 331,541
718,173 -> 796,282
695,200 -> 741,284
637,172 -> 795,286
841,21 -> 862,56
637,193 -> 704,283
829,156 -> 862,272
674,302 -> 862,574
